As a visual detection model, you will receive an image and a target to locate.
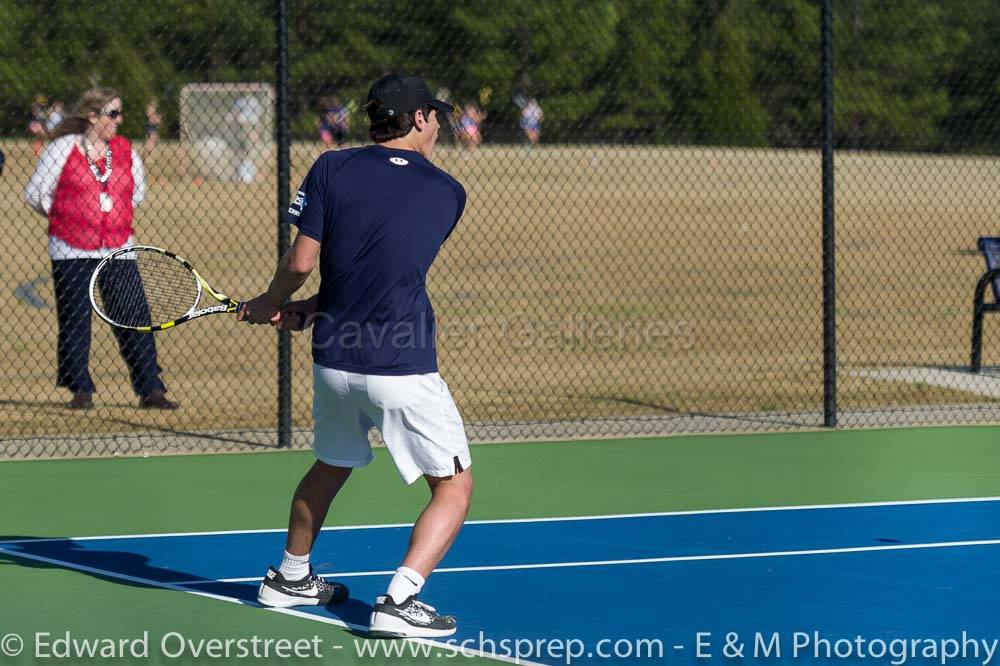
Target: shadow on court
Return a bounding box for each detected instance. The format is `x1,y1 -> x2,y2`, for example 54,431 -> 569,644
0,536 -> 372,628
0,535 -> 216,590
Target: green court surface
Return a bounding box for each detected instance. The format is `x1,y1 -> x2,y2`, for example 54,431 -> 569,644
2,426 -> 1000,665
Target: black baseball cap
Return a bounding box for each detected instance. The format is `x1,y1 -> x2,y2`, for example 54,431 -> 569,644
365,73 -> 453,121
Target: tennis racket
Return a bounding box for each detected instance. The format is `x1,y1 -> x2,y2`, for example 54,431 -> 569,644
89,245 -> 241,332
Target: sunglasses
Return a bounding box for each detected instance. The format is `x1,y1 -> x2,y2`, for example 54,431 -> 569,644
102,109 -> 123,119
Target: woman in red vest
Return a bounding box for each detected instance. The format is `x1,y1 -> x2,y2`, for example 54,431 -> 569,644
24,88 -> 177,410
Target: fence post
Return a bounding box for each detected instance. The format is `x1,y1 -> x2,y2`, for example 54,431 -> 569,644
821,0 -> 837,427
276,0 -> 292,446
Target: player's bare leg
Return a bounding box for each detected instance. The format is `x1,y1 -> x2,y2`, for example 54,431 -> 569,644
370,468 -> 473,638
285,461 -> 353,555
257,461 -> 352,608
401,469 -> 473,576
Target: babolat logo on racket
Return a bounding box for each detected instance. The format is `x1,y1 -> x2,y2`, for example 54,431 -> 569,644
288,190 -> 308,217
89,246 -> 242,333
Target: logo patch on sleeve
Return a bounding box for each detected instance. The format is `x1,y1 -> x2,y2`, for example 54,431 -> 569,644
288,190 -> 308,217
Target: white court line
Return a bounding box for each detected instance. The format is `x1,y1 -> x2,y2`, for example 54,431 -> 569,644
0,545 -> 541,666
6,533 -> 1000,664
2,495 -> 1000,545
172,538 -> 1000,587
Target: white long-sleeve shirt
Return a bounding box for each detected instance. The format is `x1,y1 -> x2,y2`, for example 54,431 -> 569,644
24,134 -> 146,260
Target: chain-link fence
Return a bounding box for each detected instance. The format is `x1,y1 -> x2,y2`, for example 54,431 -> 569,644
1,0 -> 998,459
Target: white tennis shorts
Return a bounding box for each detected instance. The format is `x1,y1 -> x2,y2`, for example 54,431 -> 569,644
311,364 -> 471,484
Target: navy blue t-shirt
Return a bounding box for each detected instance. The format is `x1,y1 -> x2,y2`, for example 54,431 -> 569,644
283,145 -> 466,375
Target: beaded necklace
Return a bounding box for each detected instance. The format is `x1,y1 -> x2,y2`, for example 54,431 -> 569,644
82,135 -> 114,212
82,136 -> 112,183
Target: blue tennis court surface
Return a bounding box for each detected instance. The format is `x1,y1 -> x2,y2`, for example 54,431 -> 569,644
3,498 -> 1000,664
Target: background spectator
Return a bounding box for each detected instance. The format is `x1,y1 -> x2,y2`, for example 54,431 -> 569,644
28,93 -> 48,156
520,97 -> 543,146
317,96 -> 350,149
144,98 -> 161,156
456,103 -> 486,150
23,87 -> 177,411
45,101 -> 65,134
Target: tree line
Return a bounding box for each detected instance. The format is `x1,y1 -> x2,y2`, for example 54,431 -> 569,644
1,0 -> 997,151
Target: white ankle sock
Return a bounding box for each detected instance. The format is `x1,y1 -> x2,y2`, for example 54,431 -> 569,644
386,566 -> 425,605
278,550 -> 310,581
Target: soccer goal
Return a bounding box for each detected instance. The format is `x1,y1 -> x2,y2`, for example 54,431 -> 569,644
179,83 -> 274,183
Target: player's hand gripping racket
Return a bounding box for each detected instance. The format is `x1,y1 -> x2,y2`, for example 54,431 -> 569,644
89,246 -> 241,332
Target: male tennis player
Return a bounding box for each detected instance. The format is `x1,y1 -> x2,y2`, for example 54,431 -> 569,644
238,73 -> 471,639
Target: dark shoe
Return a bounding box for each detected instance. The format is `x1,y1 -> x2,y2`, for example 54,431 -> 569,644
138,390 -> 178,410
68,392 -> 93,410
369,594 -> 457,638
257,567 -> 349,608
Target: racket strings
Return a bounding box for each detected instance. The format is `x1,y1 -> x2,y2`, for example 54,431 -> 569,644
94,251 -> 200,327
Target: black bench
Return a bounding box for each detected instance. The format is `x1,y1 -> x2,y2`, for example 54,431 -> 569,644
970,237 -> 1000,372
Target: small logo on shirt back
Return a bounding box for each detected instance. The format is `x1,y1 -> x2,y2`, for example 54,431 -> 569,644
389,157 -> 409,166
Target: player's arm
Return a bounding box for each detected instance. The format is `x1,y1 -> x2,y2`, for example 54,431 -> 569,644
24,137 -> 71,215
267,231 -> 319,302
240,153 -> 331,325
238,232 -> 319,325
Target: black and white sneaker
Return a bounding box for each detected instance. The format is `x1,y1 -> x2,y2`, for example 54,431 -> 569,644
257,567 -> 349,608
369,594 -> 457,638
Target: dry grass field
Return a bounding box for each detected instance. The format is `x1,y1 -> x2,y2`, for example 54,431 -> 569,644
1,137 -> 998,441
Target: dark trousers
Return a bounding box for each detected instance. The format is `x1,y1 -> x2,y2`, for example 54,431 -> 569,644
52,258 -> 166,398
